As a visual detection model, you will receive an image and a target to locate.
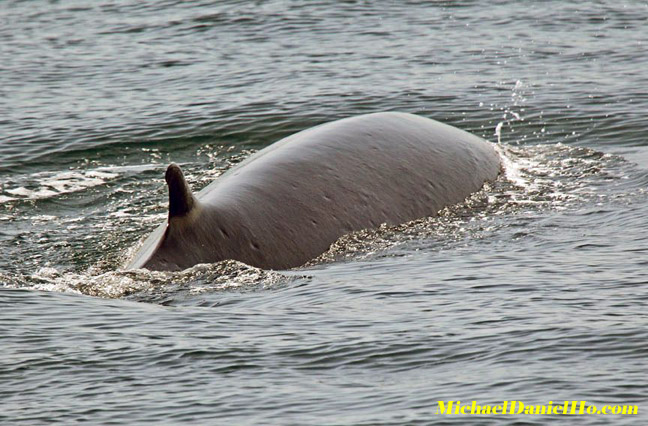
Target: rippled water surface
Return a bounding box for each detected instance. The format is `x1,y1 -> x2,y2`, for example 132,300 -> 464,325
2,1 -> 647,424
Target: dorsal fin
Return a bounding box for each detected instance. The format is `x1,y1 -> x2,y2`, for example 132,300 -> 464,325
165,163 -> 196,218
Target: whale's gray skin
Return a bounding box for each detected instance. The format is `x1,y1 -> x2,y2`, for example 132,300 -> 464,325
127,112 -> 501,271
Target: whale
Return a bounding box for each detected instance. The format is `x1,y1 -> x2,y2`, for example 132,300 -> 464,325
126,112 -> 501,271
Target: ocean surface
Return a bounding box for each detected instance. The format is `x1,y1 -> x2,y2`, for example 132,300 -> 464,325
1,1 -> 647,424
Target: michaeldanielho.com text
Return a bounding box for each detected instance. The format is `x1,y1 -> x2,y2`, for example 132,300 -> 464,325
437,401 -> 638,416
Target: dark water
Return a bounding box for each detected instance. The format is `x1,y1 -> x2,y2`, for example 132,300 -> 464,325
2,1 -> 647,424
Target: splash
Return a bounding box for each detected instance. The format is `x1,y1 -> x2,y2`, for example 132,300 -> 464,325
3,260 -> 300,300
1,168 -> 120,202
493,79 -> 528,144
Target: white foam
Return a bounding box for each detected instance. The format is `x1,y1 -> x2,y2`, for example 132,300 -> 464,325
495,144 -> 540,191
6,187 -> 34,197
11,260 -> 290,299
2,168 -> 121,201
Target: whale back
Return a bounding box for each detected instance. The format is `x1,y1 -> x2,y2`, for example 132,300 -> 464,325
127,112 -> 501,271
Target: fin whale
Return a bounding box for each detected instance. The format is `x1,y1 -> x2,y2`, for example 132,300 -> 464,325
126,112 -> 501,271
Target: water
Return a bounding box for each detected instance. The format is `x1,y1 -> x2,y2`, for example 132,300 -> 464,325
1,1 -> 647,424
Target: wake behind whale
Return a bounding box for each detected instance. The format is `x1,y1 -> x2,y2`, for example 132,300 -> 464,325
127,112 -> 501,271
